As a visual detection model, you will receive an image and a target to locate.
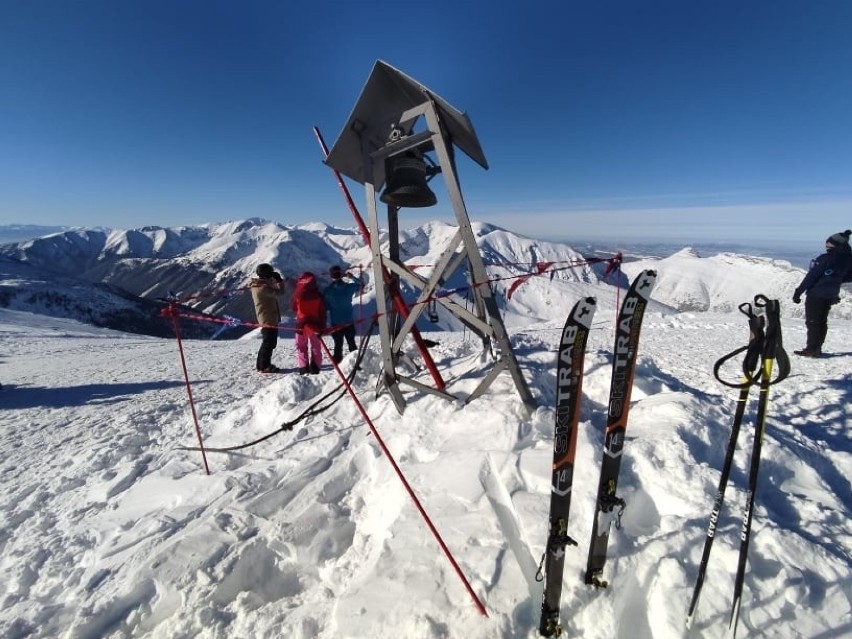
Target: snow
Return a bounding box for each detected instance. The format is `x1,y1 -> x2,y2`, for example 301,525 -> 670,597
1,264 -> 851,638
620,248 -> 852,320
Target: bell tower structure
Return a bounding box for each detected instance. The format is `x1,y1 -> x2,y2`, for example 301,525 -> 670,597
324,60 -> 535,414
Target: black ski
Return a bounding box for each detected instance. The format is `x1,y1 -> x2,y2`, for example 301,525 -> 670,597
584,269 -> 657,588
537,296 -> 597,637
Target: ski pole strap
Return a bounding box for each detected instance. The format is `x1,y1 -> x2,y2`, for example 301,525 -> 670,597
713,302 -> 764,388
713,345 -> 752,388
753,295 -> 791,386
771,345 -> 791,385
714,296 -> 791,388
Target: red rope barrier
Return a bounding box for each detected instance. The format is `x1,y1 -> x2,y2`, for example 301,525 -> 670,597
163,302 -> 211,475
161,251 -> 626,343
604,252 -> 624,332
318,337 -> 489,617
163,253 -> 618,321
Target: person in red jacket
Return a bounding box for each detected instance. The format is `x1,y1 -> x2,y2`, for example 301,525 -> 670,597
291,272 -> 326,374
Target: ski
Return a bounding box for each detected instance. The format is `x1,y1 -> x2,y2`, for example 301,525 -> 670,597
538,296 -> 597,637
584,269 -> 657,588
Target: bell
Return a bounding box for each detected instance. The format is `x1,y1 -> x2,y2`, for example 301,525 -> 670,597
380,152 -> 437,208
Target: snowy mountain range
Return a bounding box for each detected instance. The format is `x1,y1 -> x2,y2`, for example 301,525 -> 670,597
0,218 -> 844,337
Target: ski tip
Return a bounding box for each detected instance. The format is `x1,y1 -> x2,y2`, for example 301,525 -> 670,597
634,269 -> 658,298
571,296 -> 598,327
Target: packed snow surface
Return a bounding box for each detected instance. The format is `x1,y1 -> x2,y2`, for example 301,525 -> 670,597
1,291 -> 850,638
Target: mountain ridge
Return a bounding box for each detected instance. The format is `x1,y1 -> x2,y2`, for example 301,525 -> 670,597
0,219 -> 843,337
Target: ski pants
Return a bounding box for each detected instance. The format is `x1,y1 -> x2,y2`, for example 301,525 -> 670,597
330,324 -> 357,363
804,295 -> 832,352
256,327 -> 278,371
295,330 -> 323,369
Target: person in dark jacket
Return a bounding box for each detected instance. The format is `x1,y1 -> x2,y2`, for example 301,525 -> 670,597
323,265 -> 363,364
250,263 -> 285,373
792,229 -> 852,357
291,272 -> 326,374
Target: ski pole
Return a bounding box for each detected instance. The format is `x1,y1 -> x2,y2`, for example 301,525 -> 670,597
728,296 -> 788,638
686,302 -> 764,627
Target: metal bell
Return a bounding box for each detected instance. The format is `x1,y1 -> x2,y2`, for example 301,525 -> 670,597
380,153 -> 437,208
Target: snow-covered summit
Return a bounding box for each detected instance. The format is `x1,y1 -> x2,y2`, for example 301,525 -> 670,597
622,247 -> 848,318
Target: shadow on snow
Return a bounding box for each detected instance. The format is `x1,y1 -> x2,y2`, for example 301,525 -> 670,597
0,380 -> 187,409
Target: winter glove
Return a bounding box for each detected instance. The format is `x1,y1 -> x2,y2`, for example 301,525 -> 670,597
792,293 -> 801,304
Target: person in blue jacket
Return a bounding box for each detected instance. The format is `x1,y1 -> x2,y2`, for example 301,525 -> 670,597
792,229 -> 852,357
323,265 -> 363,364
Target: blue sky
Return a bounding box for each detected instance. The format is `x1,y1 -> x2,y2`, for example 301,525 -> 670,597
1,0 -> 850,246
